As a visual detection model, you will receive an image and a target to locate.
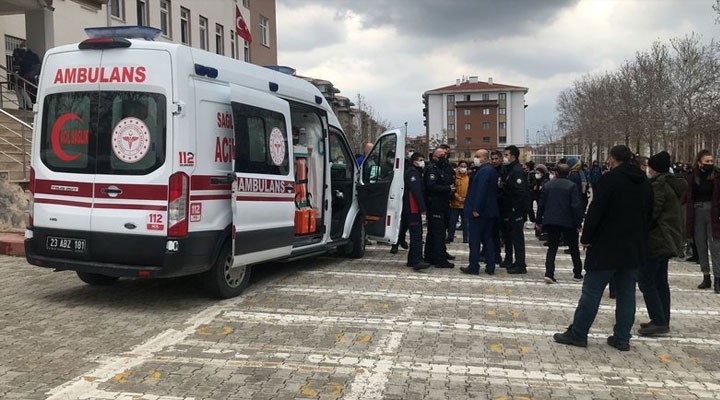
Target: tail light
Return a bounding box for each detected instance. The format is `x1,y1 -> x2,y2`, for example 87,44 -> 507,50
167,172 -> 189,237
27,167 -> 35,227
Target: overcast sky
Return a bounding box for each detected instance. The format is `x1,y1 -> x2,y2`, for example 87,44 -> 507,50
276,0 -> 718,142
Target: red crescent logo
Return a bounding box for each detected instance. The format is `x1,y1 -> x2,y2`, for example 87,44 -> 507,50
51,113 -> 83,162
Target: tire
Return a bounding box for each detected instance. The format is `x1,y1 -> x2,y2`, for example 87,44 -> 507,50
203,242 -> 251,299
343,215 -> 366,259
76,271 -> 119,286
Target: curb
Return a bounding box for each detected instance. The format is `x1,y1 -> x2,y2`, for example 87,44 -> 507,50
0,233 -> 25,257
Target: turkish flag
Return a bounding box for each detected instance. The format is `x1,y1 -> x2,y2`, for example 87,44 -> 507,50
236,6 -> 252,44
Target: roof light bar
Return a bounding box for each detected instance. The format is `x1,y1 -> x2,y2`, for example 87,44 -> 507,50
85,26 -> 162,41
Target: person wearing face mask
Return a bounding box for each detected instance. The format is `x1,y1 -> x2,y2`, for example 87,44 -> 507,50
499,145 -> 531,274
686,149 -> 720,292
423,147 -> 456,268
447,161 -> 470,244
554,145 -> 653,351
403,153 -> 431,270
530,164 -> 550,237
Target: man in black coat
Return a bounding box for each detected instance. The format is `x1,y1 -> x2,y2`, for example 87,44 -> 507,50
536,163 -> 584,283
404,153 -> 431,270
423,147 -> 455,268
500,145 -> 530,273
554,145 -> 653,351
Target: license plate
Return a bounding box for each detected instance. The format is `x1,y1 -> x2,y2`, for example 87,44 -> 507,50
46,236 -> 87,253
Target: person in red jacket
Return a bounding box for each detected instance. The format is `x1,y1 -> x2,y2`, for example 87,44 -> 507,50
686,149 -> 720,292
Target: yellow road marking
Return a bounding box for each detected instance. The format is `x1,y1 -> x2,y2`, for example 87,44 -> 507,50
196,326 -> 233,336
145,370 -> 161,383
112,370 -> 131,384
490,343 -> 504,353
658,354 -> 676,364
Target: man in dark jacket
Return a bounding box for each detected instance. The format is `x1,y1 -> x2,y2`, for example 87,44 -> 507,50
461,149 -> 499,275
404,153 -> 431,271
424,148 -> 455,268
554,145 -> 653,351
500,145 -> 530,273
638,151 -> 686,335
536,164 -> 584,283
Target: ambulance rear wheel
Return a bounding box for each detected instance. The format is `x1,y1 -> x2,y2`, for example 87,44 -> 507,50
344,215 -> 365,259
204,242 -> 250,299
76,271 -> 119,286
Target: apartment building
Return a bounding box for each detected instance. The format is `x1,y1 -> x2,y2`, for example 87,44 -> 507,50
423,76 -> 528,160
0,0 -> 277,75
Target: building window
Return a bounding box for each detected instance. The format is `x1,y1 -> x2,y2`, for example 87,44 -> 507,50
243,40 -> 250,61
230,31 -> 236,59
199,16 -> 208,50
499,136 -> 507,144
499,108 -> 506,115
482,122 -> 490,130
5,35 -> 23,75
465,137 -> 472,144
465,95 -> 471,101
242,0 -> 249,6
180,7 -> 190,45
499,93 -> 507,100
160,0 -> 171,37
136,0 -> 148,26
448,123 -> 455,131
448,109 -> 455,117
215,24 -> 224,55
464,109 -> 471,116
500,122 -> 507,129
260,15 -> 270,46
110,0 -> 124,20
483,137 -> 490,143
482,93 -> 490,101
447,138 -> 456,145
447,95 -> 455,103
464,123 -> 471,131
483,108 -> 490,115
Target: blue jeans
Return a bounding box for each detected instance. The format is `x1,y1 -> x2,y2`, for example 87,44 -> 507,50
570,268 -> 637,344
448,208 -> 468,242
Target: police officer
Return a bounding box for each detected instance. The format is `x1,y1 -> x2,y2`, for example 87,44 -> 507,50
404,153 -> 431,270
424,147 -> 455,268
500,145 -> 530,274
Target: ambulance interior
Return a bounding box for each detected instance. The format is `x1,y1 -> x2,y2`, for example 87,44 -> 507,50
290,108 -> 326,241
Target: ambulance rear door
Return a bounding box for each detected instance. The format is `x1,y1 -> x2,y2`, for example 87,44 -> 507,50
357,129 -> 406,244
230,84 -> 295,265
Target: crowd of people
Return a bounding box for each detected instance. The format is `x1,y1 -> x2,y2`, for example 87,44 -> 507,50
387,143 -> 719,351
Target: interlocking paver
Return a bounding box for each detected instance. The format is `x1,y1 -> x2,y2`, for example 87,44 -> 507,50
0,227 -> 719,399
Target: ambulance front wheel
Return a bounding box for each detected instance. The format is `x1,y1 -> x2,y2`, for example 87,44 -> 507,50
76,271 -> 119,286
204,242 -> 251,299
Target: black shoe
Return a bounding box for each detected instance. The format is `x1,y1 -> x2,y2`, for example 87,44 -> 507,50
698,275 -> 711,289
639,321 -> 652,329
638,323 -> 670,336
500,259 -> 512,268
412,262 -> 431,271
553,326 -> 587,348
686,256 -> 699,262
544,276 -> 557,284
445,253 -> 456,260
390,245 -> 398,254
573,274 -> 583,281
484,268 -> 495,275
607,335 -> 630,351
435,261 -> 455,268
564,249 -> 572,254
398,240 -> 409,250
714,277 -> 720,293
460,266 -> 479,275
507,265 -> 527,274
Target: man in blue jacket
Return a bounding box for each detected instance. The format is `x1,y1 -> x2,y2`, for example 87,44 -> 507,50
461,149 -> 499,275
536,163 -> 585,283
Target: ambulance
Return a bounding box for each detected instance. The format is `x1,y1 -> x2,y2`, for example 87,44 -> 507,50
24,26 -> 406,298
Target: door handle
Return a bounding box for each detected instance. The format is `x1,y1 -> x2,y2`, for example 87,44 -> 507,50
101,185 -> 123,198
211,174 -> 235,185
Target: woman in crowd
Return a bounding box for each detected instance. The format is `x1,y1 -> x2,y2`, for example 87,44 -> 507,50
447,160 -> 470,243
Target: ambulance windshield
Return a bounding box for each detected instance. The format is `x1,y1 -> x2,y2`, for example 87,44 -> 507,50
40,91 -> 167,175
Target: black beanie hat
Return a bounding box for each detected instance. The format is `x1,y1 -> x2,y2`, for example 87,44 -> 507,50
648,151 -> 671,173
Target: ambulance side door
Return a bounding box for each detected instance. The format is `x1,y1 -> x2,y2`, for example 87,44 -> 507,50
356,129 -> 406,244
230,85 -> 295,265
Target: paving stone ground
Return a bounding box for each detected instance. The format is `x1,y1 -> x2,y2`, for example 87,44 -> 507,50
1,228 -> 719,400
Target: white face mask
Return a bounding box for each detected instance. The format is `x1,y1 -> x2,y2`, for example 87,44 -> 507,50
458,167 -> 467,174
646,170 -> 652,178
415,161 -> 425,169
535,173 -> 542,179
502,157 -> 511,165
473,157 -> 481,167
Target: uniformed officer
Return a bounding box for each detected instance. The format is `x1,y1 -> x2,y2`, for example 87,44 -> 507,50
424,147 -> 455,268
499,145 -> 530,274
404,153 -> 431,270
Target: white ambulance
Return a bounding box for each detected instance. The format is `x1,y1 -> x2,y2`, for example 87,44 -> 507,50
25,27 -> 406,298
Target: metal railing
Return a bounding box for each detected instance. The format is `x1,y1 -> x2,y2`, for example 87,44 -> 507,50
0,108 -> 33,181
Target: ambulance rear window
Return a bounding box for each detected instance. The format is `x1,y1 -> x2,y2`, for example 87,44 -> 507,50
41,91 -> 166,175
